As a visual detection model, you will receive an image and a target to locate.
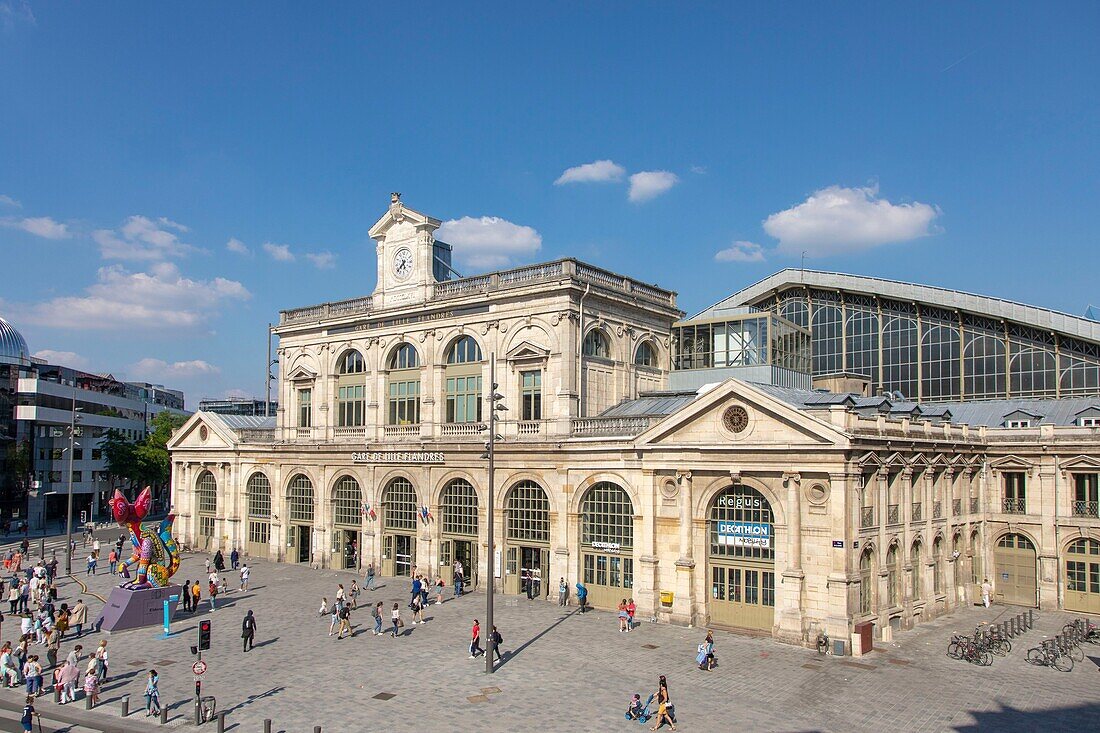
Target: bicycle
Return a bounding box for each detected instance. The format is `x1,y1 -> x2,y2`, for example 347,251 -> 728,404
1063,618 -> 1100,644
1025,639 -> 1073,672
816,631 -> 831,655
973,624 -> 1010,657
1056,632 -> 1085,663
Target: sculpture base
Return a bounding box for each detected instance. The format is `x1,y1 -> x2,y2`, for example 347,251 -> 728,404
94,584 -> 183,635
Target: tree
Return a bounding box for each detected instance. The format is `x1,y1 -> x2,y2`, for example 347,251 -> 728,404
101,429 -> 139,494
137,411 -> 188,507
0,440 -> 31,519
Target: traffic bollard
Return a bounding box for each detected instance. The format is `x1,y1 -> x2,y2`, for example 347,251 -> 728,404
121,695 -> 129,717
85,693 -> 93,710
264,720 -> 272,733
315,726 -> 322,733
216,711 -> 227,733
53,685 -> 61,703
1028,609 -> 1034,628
160,705 -> 168,724
194,699 -> 201,725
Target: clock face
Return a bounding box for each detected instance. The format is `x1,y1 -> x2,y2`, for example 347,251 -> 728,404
392,247 -> 413,281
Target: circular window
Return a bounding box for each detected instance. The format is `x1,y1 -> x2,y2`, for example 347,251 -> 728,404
199,425 -> 209,442
805,482 -> 830,506
722,405 -> 749,433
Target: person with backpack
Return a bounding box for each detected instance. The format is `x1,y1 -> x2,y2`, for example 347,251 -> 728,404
490,625 -> 504,663
242,610 -> 257,652
364,563 -> 376,591
337,604 -> 352,639
576,583 -> 588,613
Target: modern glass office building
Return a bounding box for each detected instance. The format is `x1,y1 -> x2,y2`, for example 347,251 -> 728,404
702,269 -> 1100,402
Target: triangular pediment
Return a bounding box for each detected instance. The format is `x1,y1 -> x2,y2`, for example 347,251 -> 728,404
1060,454 -> 1100,471
167,412 -> 237,451
506,340 -> 550,362
634,379 -> 849,449
368,197 -> 442,241
287,365 -> 318,382
988,454 -> 1035,471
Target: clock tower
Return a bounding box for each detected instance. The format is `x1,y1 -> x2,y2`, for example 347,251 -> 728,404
369,193 -> 451,309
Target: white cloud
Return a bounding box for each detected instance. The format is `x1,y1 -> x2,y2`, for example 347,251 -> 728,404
223,388 -> 253,399
4,216 -> 70,239
262,242 -> 295,262
0,195 -> 20,208
32,350 -> 90,370
93,215 -> 201,260
714,240 -> 766,263
226,237 -> 250,255
436,216 -> 542,269
128,358 -> 220,382
554,160 -> 626,185
305,251 -> 336,269
11,262 -> 250,331
628,171 -> 679,203
763,184 -> 941,257
690,165 -> 707,175
0,1 -> 36,30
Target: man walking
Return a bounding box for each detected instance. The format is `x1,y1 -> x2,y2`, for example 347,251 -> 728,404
239,564 -> 250,592
181,580 -> 192,612
241,610 -> 256,652
365,563 -> 376,591
70,599 -> 87,638
490,625 -> 504,663
981,578 -> 993,608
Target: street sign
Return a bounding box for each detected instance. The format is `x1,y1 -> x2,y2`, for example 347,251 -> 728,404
832,540 -> 844,548
80,511 -> 87,524
192,660 -> 207,676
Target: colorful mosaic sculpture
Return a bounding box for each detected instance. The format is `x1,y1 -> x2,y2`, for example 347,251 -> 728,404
109,487 -> 180,590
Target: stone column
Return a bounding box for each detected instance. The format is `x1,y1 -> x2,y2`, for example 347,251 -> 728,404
671,471 -> 695,626
777,472 -> 804,644
1038,464 -> 1058,609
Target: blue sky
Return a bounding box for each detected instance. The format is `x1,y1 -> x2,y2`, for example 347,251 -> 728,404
1,2 -> 1098,405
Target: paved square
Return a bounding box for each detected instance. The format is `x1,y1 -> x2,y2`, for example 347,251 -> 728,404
2,533 -> 1100,732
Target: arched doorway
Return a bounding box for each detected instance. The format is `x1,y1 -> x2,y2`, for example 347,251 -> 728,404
1064,538 -> 1100,614
707,485 -> 776,631
245,473 -> 271,559
504,480 -> 550,598
381,477 -> 417,577
287,474 -> 314,564
994,533 -> 1037,607
196,471 -> 217,550
332,476 -> 362,570
439,479 -> 478,591
579,482 -> 634,610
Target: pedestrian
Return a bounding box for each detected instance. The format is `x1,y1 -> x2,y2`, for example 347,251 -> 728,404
181,580 -> 192,612
454,560 -> 464,597
230,548 -> 240,570
191,580 -> 202,613
337,603 -> 351,639
469,618 -> 483,658
58,660 -> 79,703
204,558 -> 211,575
364,563 -> 376,591
390,603 -> 402,638
21,655 -> 41,696
372,601 -> 383,635
696,630 -> 716,671
558,577 -> 568,606
410,576 -> 422,608
627,598 -> 636,630
83,667 -> 100,707
0,644 -> 18,687
318,597 -> 329,616
435,576 -> 444,605
108,548 -> 118,575
239,564 -> 250,592
490,625 -> 504,663
419,575 -> 429,608
411,593 -> 425,625
144,669 -> 161,716
618,599 -> 629,632
65,645 -> 82,669
20,694 -> 37,732
242,610 -> 256,652
349,580 -> 360,609
46,626 -> 60,670
521,569 -> 530,599
981,578 -> 992,608
650,675 -> 676,731
576,583 -> 588,613
91,538 -> 100,556
213,550 -> 225,572
7,584 -> 17,614
55,605 -> 68,640
336,583 -> 347,608
85,553 -> 96,576
93,640 -> 109,683
208,575 -> 219,610
70,599 -> 87,638
328,600 -> 340,636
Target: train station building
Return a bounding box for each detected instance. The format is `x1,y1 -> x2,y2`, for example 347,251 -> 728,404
168,196 -> 1100,651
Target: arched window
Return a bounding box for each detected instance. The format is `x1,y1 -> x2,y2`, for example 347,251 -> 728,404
921,323 -> 960,400
197,470 -> 217,539
845,308 -> 879,379
246,473 -> 271,518
997,533 -> 1035,550
580,482 -> 633,550
634,341 -> 658,368
708,485 -> 774,562
886,545 -> 900,607
382,478 -> 417,531
337,349 -> 365,374
440,478 -> 478,537
811,303 -> 842,374
1010,347 -> 1056,398
933,537 -> 944,594
287,474 -> 315,523
1067,538 -> 1100,555
333,475 -> 362,527
963,333 -> 1005,399
446,336 -> 482,364
388,343 -> 420,370
506,480 -> 550,544
882,314 -> 918,399
859,549 -> 875,615
582,329 -> 610,358
910,540 -> 923,600
387,344 -> 421,425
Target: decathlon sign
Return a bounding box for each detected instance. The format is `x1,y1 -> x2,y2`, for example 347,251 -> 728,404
717,521 -> 772,548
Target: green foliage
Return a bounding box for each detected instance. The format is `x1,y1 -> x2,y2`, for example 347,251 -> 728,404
102,411 -> 187,494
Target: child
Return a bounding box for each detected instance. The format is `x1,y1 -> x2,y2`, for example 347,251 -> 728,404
318,597 -> 328,617
20,694 -> 37,732
83,668 -> 100,706
626,693 -> 645,721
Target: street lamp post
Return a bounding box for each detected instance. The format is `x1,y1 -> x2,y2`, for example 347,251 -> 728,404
64,387 -> 82,576
483,354 -> 506,674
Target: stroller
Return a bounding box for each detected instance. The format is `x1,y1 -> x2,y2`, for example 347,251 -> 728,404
625,693 -> 654,724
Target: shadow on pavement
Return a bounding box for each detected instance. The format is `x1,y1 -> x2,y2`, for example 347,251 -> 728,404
493,608 -> 580,671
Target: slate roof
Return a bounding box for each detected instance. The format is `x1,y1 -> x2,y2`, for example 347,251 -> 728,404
205,413 -> 276,431
597,391 -> 701,418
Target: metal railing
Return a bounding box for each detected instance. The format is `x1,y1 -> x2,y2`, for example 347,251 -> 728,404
1071,500 -> 1099,518
933,501 -> 943,519
860,506 -> 876,529
887,504 -> 901,525
570,416 -> 653,436
1002,497 -> 1026,514
911,502 -> 922,522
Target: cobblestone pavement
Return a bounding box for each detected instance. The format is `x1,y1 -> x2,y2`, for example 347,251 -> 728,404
1,532 -> 1099,732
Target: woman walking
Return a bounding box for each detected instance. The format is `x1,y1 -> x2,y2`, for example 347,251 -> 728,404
696,630 -> 715,671
435,576 -> 444,605
411,593 -> 425,625
328,601 -> 339,636
650,675 -> 676,731
469,618 -> 483,658
349,580 -> 360,609
627,598 -> 636,630
144,669 -> 161,716
390,603 -> 402,638
618,599 -> 629,632
93,641 -> 108,683
558,577 -> 568,606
